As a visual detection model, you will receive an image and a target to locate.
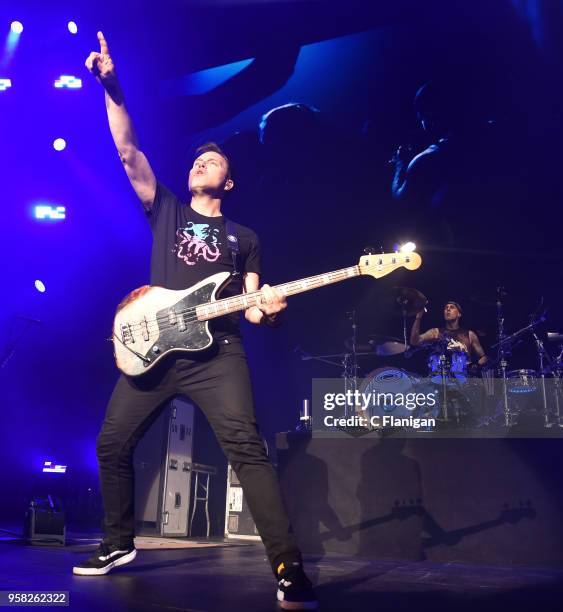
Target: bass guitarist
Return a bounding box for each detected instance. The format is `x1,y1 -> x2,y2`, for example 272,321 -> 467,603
73,31 -> 317,611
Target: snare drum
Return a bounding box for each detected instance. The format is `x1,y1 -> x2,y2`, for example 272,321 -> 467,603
428,350 -> 468,384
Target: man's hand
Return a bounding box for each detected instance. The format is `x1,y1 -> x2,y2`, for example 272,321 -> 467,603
415,308 -> 426,320
85,31 -> 117,87
257,284 -> 287,317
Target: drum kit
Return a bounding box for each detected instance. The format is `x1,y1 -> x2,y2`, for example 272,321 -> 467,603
299,286 -> 563,431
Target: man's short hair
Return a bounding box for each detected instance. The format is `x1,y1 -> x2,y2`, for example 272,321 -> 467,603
194,142 -> 232,181
444,301 -> 462,314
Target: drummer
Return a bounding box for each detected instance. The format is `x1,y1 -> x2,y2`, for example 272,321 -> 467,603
410,301 -> 488,367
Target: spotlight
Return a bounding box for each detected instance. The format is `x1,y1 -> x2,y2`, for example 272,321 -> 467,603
54,75 -> 82,89
0,78 -> 12,91
33,204 -> 66,220
43,461 -> 67,474
53,138 -> 66,151
34,280 -> 46,293
399,241 -> 416,253
10,21 -> 23,34
67,21 -> 78,34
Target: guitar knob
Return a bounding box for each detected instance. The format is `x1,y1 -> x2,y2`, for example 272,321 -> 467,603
152,346 -> 160,354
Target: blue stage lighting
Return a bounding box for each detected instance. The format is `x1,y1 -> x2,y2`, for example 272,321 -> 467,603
54,75 -> 82,89
53,138 -> 66,151
68,21 -> 78,34
34,280 -> 46,293
161,58 -> 254,97
0,78 -> 12,91
43,461 -> 67,474
34,204 -> 66,220
10,21 -> 23,34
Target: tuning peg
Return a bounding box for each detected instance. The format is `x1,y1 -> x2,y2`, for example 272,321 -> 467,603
363,246 -> 377,255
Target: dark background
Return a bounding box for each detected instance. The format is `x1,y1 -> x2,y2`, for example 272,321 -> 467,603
1,0 -> 562,524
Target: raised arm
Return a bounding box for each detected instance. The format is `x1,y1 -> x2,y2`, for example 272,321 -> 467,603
85,32 -> 156,209
410,309 -> 438,346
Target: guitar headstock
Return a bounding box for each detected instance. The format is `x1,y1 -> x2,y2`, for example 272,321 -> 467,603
358,252 -> 422,279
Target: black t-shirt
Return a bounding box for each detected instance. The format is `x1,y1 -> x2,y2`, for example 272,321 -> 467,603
146,182 -> 261,338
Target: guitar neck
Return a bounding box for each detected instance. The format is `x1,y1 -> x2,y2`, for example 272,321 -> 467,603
196,265 -> 361,321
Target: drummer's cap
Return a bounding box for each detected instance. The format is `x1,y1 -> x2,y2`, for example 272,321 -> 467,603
444,301 -> 462,313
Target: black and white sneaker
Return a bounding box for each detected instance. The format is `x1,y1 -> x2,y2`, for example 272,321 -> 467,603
72,542 -> 137,576
276,565 -> 318,610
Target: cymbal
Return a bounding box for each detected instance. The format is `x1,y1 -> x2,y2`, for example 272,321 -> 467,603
368,334 -> 402,345
344,337 -> 375,353
389,287 -> 428,317
374,341 -> 407,356
344,335 -> 407,356
367,334 -> 406,356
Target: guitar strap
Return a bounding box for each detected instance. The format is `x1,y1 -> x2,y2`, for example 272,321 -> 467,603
224,218 -> 241,278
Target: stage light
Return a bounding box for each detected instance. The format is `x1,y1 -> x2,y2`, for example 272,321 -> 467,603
161,57 -> 254,97
53,138 -> 66,151
0,78 -> 12,91
10,21 -> 23,34
42,461 -> 67,474
34,280 -> 46,293
399,241 -> 416,253
34,204 -> 66,220
67,21 -> 78,34
54,75 -> 82,89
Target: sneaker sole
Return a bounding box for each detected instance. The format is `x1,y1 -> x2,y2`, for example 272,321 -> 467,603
72,549 -> 137,576
277,589 -> 318,610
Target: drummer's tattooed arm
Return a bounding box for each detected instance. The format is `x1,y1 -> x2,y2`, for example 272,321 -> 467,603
469,330 -> 488,365
410,311 -> 439,346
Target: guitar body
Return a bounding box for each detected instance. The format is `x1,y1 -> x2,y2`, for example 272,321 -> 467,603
113,271 -> 231,377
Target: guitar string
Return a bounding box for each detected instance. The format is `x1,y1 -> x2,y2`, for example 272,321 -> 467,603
120,261 -> 417,337
121,261 -> 415,336
123,267 -> 363,333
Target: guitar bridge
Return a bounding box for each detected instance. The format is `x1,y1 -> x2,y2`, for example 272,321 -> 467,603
121,323 -> 134,345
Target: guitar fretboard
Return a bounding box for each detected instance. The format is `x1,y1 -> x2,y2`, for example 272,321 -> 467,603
195,266 -> 360,321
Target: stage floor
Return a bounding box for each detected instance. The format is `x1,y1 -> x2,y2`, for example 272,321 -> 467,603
1,536 -> 562,611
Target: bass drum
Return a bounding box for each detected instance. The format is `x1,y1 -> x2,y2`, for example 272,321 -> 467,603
359,367 -> 438,429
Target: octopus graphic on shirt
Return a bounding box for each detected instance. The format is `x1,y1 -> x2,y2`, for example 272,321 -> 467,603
174,221 -> 221,266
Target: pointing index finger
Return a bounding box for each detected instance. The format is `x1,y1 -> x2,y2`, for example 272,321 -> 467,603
98,31 -> 109,54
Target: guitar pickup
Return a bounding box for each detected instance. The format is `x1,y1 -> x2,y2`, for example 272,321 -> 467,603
121,323 -> 134,345
178,314 -> 187,332
168,308 -> 178,326
140,317 -> 150,342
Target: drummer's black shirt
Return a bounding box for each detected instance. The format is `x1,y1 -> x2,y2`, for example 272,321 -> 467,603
437,327 -> 472,355
146,182 -> 261,339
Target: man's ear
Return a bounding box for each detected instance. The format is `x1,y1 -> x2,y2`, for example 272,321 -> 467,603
225,179 -> 234,192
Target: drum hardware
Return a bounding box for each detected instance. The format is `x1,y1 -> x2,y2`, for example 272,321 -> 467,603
547,333 -> 563,427
389,287 -> 428,348
531,331 -> 551,428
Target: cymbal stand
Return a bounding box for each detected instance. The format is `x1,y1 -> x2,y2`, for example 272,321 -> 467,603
496,288 -> 511,427
532,332 -> 550,428
554,344 -> 563,427
343,310 -> 360,418
439,353 -> 450,422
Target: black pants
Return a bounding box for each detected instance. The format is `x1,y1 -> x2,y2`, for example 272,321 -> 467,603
96,338 -> 301,573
